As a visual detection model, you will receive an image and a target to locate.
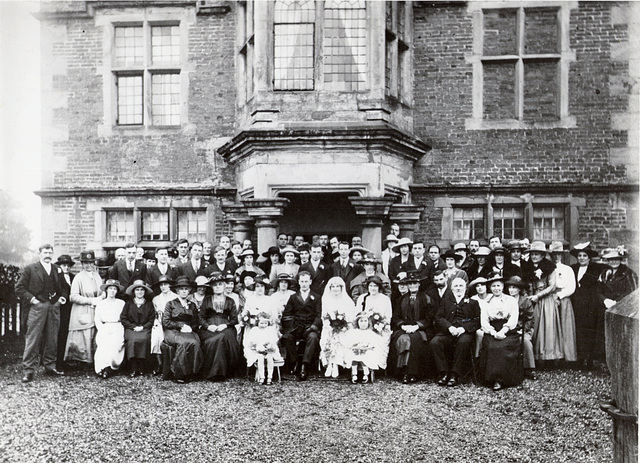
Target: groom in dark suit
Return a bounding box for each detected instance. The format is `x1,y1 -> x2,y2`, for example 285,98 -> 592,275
108,242 -> 147,293
16,244 -> 70,383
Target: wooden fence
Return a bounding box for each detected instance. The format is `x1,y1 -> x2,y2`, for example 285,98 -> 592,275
0,264 -> 22,337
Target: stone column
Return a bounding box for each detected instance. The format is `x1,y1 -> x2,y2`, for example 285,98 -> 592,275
389,203 -> 424,240
242,198 -> 289,254
221,203 -> 254,244
349,197 -> 396,257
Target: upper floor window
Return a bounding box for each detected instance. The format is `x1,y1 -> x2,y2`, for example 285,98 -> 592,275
385,1 -> 411,104
467,3 -> 576,130
269,0 -> 367,94
112,23 -> 183,127
239,1 -> 255,102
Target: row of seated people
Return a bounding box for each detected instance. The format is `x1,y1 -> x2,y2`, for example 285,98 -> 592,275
91,266 -> 532,391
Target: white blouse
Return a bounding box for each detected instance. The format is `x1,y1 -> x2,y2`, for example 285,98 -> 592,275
479,293 -> 519,335
554,262 -> 576,300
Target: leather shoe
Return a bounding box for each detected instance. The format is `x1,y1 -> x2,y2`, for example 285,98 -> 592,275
21,372 -> 34,383
525,370 -> 537,380
408,376 -> 417,384
300,365 -> 308,381
492,382 -> 503,391
402,374 -> 409,384
44,368 -> 65,377
447,375 -> 459,387
437,374 -> 449,386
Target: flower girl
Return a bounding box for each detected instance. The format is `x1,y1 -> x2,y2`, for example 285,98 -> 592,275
243,312 -> 282,385
347,312 -> 379,384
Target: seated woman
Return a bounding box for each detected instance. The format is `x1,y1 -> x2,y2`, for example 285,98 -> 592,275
188,276 -> 211,313
478,275 -> 522,391
198,273 -> 241,381
120,280 -> 156,376
162,276 -> 203,383
151,275 -> 177,375
353,276 -> 392,374
320,277 -> 356,378
505,275 -> 536,380
469,276 -> 489,358
391,272 -> 435,384
94,279 -> 125,378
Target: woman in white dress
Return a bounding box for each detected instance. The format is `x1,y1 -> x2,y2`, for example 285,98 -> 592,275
352,276 -> 392,371
270,273 -> 296,322
66,250 -> 104,366
94,279 -> 125,378
319,277 -> 356,378
151,275 -> 178,374
548,241 -> 577,363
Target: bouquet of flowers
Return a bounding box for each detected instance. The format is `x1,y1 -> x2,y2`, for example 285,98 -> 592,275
254,341 -> 277,355
241,309 -> 259,327
369,311 -> 389,335
351,340 -> 374,357
325,308 -> 348,333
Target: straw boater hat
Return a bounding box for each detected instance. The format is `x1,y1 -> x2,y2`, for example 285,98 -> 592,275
570,242 -> 599,259
79,250 -> 96,263
349,246 -> 370,258
504,275 -> 527,289
474,246 -> 491,257
172,276 -> 194,290
442,249 -> 464,261
126,279 -> 153,297
383,234 -> 399,247
453,242 -> 468,252
391,237 -> 414,253
240,248 -> 255,259
152,274 -> 175,288
529,241 -> 548,254
468,276 -> 489,289
280,245 -> 300,256
548,241 -> 568,254
100,279 -> 123,293
55,254 -> 75,267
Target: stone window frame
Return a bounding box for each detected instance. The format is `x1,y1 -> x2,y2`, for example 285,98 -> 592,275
436,193 -> 585,245
100,204 -> 211,249
238,1 -> 256,104
96,7 -> 194,137
384,1 -> 413,106
466,1 -> 577,130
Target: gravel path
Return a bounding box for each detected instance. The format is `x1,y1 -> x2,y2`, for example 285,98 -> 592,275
0,365 -> 611,463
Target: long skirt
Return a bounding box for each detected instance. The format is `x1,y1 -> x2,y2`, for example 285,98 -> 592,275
65,327 -> 95,364
389,330 -> 430,378
571,288 -> 604,362
479,326 -> 523,387
533,294 -> 564,360
94,323 -> 125,373
558,297 -> 577,362
124,328 -> 152,360
150,319 -> 164,355
199,328 -> 241,379
163,329 -> 203,379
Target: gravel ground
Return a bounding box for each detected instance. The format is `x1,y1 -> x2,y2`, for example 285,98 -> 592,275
0,362 -> 612,463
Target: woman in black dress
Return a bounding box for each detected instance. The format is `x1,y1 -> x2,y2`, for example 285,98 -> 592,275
120,280 -> 155,376
198,273 -> 241,380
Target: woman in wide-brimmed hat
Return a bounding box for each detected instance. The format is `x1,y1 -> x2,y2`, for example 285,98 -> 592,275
258,246 -> 281,276
198,272 -> 242,381
162,276 -> 203,383
548,242 -> 577,363
150,275 -> 178,374
467,246 -> 492,281
66,250 -> 105,367
569,242 -> 606,366
188,275 -> 212,312
93,279 -> 125,378
442,249 -> 469,287
233,248 -> 266,286
349,253 -> 391,304
120,279 -> 155,376
525,241 -> 563,363
269,246 -> 300,286
270,273 -> 297,320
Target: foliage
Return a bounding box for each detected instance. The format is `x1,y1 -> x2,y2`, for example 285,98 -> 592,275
0,191 -> 32,266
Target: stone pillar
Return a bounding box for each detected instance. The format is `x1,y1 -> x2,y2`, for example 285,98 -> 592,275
389,203 -> 424,240
221,203 -> 254,244
242,198 -> 289,255
349,197 -> 396,257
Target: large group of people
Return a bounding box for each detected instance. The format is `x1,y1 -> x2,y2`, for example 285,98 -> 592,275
16,231 -> 637,392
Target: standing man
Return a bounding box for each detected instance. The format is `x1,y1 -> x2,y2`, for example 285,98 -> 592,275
390,223 -> 400,238
54,254 -> 74,372
202,241 -> 213,265
488,235 -> 502,251
330,241 -> 362,290
468,240 -> 480,256
300,243 -> 330,295
178,241 -> 210,282
351,236 -> 362,248
225,240 -> 244,274
17,244 -> 69,382
406,241 -> 434,290
428,245 -> 446,272
276,233 -> 289,252
175,239 -> 190,265
109,242 -> 148,291
281,271 -> 322,380
148,246 -> 179,288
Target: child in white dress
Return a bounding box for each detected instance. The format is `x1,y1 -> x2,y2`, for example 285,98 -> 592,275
347,312 -> 378,384
243,312 -> 282,385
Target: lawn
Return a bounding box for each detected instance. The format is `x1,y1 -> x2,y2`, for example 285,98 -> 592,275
0,356 -> 612,463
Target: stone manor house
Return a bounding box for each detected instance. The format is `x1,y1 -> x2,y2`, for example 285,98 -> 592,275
36,0 -> 639,260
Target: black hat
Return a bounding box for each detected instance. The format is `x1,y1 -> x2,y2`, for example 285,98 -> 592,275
262,246 -> 280,258
404,270 -> 425,284
95,257 -> 111,269
143,250 -> 156,260
442,249 -> 463,261
298,243 -> 311,253
55,254 -> 75,267
152,274 -> 175,288
570,242 -> 599,259
79,250 -> 96,263
504,275 -> 527,289
172,276 -> 194,290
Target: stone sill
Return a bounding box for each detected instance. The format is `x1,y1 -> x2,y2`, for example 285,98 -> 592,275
465,117 -> 577,131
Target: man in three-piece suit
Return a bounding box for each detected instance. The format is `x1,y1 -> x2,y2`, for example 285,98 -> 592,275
177,241 -> 210,282
108,243 -> 147,294
330,241 -> 362,290
299,243 -> 330,295
16,244 -> 70,383
281,271 -> 322,380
